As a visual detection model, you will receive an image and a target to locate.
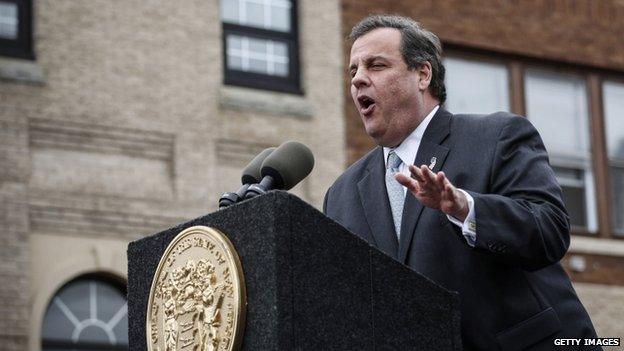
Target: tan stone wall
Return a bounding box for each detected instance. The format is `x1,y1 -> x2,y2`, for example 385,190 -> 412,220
0,0 -> 344,349
0,106 -> 30,351
28,234 -> 128,351
575,282 -> 624,339
216,0 -> 345,208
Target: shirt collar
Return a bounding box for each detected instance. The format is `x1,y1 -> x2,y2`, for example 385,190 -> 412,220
384,105 -> 439,167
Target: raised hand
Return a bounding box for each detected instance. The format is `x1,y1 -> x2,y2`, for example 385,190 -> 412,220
395,164 -> 469,221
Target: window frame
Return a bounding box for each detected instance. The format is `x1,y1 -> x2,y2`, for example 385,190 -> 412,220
41,273 -> 128,351
522,66 -> 598,234
0,0 -> 34,60
221,0 -> 302,94
600,77 -> 624,237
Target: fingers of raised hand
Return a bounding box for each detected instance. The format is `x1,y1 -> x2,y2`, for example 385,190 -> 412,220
421,165 -> 437,184
395,173 -> 419,192
409,164 -> 426,183
436,171 -> 448,190
442,175 -> 455,199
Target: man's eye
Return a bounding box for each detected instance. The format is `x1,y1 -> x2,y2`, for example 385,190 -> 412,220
371,64 -> 385,69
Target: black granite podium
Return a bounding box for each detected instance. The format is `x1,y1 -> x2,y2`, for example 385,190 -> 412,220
128,191 -> 462,350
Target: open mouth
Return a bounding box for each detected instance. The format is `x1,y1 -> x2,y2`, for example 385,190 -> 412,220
358,95 -> 376,115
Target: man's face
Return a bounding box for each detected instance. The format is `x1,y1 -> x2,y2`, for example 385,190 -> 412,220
349,28 -> 425,147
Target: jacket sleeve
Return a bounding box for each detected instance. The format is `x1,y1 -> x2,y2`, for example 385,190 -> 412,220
470,116 -> 570,272
323,186 -> 331,214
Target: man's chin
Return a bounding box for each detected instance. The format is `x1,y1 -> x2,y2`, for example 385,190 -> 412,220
363,122 -> 397,146
366,131 -> 395,147
367,131 -> 402,148
364,127 -> 382,143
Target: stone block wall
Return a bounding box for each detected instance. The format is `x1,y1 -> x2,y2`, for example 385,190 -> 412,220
0,0 -> 345,349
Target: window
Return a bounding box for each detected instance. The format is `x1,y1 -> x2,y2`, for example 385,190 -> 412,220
441,50 -> 624,238
444,57 -> 510,114
525,69 -> 597,232
604,80 -> 624,236
41,276 -> 128,351
0,0 -> 34,59
220,0 -> 301,94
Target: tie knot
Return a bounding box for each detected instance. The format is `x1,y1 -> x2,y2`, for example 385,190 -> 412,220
387,151 -> 402,170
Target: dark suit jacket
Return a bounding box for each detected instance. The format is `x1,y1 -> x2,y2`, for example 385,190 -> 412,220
324,108 -> 598,350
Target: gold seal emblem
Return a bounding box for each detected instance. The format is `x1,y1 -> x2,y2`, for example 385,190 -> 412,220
147,226 -> 246,351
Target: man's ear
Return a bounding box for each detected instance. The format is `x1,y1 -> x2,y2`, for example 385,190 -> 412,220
417,62 -> 433,91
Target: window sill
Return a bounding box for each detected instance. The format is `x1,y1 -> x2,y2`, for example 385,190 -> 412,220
0,56 -> 46,84
569,236 -> 624,257
218,86 -> 313,119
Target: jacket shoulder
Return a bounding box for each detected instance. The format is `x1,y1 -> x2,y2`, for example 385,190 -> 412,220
329,147 -> 379,190
450,111 -> 533,139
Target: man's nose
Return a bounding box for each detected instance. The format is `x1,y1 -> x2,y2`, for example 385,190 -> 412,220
351,69 -> 370,89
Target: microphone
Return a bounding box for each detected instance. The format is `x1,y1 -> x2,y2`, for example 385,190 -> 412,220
244,141 -> 315,199
218,147 -> 276,209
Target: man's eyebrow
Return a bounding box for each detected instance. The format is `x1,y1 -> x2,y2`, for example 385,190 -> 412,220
349,55 -> 389,71
366,55 -> 389,62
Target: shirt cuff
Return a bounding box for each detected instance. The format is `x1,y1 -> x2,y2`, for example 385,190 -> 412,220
446,189 -> 477,247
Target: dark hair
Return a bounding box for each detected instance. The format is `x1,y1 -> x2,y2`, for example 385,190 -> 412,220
349,14 -> 446,104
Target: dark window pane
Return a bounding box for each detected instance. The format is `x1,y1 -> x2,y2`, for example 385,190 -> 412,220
249,57 -> 267,74
40,301 -> 76,342
611,166 -> 624,235
79,326 -> 110,344
561,185 -> 587,228
604,82 -> 624,160
42,277 -> 128,349
0,0 -> 34,59
0,1 -> 18,39
96,283 -> 126,322
604,81 -> 624,235
552,165 -> 595,231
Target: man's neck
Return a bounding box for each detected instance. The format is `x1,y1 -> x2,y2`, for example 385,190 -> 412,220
383,105 -> 439,166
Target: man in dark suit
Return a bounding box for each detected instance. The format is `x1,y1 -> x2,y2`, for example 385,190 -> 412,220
324,15 -> 598,350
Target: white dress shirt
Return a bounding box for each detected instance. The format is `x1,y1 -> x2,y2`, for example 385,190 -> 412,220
383,105 -> 477,246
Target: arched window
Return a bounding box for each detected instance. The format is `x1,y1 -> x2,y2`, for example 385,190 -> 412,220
41,275 -> 128,350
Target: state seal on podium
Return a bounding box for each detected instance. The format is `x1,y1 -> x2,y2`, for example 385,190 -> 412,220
147,226 -> 246,351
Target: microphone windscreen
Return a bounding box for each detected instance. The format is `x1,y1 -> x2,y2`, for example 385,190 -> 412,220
261,141 -> 315,190
241,147 -> 276,184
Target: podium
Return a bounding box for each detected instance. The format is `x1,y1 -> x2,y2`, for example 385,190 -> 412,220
128,191 -> 462,350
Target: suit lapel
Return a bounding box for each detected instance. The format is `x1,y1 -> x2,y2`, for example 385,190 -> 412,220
398,108 -> 452,263
357,147 -> 399,259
